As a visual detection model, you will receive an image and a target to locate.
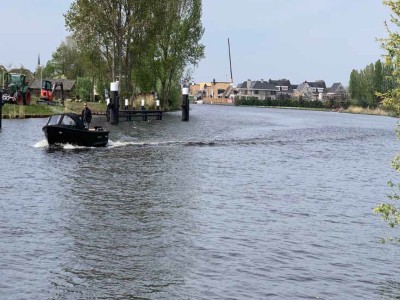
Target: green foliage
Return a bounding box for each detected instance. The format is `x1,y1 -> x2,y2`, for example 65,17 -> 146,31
168,79 -> 183,109
374,0 -> 400,240
374,0 -> 400,115
374,144 -> 400,236
348,60 -> 392,108
63,0 -> 204,110
43,37 -> 85,79
148,0 -> 204,109
95,79 -> 110,102
76,77 -> 93,101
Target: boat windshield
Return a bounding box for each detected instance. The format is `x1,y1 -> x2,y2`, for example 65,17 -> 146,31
61,115 -> 76,126
47,115 -> 61,125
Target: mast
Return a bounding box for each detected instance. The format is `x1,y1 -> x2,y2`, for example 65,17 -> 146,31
228,38 -> 233,84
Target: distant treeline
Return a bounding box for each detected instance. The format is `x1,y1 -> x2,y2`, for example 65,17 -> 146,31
348,59 -> 395,108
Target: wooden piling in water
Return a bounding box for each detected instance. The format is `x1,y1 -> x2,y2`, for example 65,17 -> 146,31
181,87 -> 189,121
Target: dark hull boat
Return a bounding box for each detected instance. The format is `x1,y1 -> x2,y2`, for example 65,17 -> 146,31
42,113 -> 109,147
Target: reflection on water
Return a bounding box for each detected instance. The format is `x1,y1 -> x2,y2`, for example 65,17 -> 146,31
1,106 -> 400,299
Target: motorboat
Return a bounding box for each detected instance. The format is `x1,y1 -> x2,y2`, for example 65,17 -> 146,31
42,113 -> 109,147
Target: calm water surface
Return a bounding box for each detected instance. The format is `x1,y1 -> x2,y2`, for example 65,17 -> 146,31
1,105 -> 400,299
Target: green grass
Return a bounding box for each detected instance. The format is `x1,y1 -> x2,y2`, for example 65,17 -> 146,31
1,99 -> 107,118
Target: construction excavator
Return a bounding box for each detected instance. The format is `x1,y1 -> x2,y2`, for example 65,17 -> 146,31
39,80 -> 64,105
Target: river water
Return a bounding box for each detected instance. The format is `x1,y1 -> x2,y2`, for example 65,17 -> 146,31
1,105 -> 400,299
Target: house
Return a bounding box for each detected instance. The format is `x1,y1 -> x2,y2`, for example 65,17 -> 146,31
190,81 -> 233,101
269,79 -> 294,98
237,79 -> 278,100
325,82 -> 347,100
294,80 -> 327,100
29,78 -> 76,99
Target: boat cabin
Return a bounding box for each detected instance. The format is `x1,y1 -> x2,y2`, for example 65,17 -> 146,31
46,113 -> 86,130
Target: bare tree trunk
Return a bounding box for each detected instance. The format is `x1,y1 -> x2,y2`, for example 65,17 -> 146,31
161,80 -> 167,110
117,1 -> 123,107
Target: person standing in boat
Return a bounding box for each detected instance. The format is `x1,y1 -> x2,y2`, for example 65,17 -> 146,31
81,102 -> 92,129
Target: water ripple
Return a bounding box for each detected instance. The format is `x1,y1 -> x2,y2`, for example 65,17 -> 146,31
1,107 -> 399,299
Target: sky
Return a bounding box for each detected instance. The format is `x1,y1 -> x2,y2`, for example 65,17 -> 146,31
0,0 -> 392,87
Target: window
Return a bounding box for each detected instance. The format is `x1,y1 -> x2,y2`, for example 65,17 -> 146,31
61,115 -> 75,126
47,115 -> 61,125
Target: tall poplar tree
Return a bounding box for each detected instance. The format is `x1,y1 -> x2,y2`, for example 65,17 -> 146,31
151,0 -> 204,108
349,69 -> 360,99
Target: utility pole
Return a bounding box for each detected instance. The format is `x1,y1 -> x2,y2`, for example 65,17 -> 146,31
228,38 -> 233,84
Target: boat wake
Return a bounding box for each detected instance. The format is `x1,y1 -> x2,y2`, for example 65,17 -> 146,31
33,137 -> 272,150
33,140 -> 49,148
33,139 -> 102,150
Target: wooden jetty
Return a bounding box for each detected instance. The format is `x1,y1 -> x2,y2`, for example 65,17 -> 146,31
93,110 -> 163,121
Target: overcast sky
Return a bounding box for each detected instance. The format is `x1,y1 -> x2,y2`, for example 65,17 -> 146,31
0,0 -> 392,87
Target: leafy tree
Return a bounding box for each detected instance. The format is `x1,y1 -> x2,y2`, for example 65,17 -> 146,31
349,69 -> 359,99
64,0 -> 204,110
374,0 -> 400,240
43,37 -> 85,79
364,63 -> 376,104
376,0 -> 400,114
374,59 -> 384,95
373,60 -> 384,104
65,0 -> 152,99
348,60 -> 387,107
76,77 -> 93,101
150,0 -> 204,109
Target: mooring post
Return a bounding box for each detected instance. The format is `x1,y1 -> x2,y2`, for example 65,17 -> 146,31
141,99 -> 145,111
181,86 -> 189,121
156,100 -> 161,120
125,98 -> 130,121
110,81 -> 119,124
106,98 -> 111,122
141,99 -> 147,121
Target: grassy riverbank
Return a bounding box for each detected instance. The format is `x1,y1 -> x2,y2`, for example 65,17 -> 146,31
1,100 -> 107,119
342,105 -> 396,117
1,100 -> 396,119
254,104 -> 396,117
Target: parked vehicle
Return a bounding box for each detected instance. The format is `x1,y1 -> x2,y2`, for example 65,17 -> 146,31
1,73 -> 31,105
